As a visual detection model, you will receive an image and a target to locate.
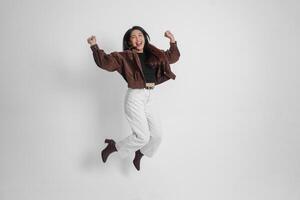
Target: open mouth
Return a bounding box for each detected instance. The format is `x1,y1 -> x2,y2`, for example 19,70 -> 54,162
136,42 -> 143,47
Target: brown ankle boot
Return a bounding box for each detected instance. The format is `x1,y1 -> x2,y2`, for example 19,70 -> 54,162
133,150 -> 144,171
101,139 -> 117,163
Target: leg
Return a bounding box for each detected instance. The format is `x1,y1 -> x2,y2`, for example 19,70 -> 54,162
140,90 -> 163,157
115,89 -> 151,158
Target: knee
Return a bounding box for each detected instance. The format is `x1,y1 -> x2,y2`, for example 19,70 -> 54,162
152,135 -> 162,144
136,134 -> 150,145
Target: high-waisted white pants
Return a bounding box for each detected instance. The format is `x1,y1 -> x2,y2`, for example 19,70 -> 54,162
115,88 -> 163,158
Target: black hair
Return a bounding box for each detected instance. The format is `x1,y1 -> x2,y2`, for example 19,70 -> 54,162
122,26 -> 150,51
122,26 -> 168,68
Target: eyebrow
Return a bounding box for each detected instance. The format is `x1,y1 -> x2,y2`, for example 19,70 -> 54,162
130,34 -> 143,37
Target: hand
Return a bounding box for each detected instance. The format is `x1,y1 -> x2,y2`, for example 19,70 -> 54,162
87,35 -> 97,46
164,30 -> 176,43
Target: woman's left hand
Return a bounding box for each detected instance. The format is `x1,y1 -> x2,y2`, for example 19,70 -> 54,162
164,30 -> 176,43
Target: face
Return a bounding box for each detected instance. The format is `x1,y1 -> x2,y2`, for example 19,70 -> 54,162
129,29 -> 145,53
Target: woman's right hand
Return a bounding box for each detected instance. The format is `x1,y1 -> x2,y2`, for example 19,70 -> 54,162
87,35 -> 97,46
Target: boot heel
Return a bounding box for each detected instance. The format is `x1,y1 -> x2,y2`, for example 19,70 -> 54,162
104,139 -> 115,144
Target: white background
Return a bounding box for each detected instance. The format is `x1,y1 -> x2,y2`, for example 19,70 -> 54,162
1,0 -> 299,199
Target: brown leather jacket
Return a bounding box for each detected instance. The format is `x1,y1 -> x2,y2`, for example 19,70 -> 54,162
90,42 -> 180,88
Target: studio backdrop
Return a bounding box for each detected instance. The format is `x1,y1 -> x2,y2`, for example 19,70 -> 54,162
0,0 -> 299,200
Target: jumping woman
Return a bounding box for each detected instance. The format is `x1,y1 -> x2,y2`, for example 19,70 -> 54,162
87,26 -> 180,171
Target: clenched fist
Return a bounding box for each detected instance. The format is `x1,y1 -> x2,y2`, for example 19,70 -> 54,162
164,30 -> 176,43
87,35 -> 97,46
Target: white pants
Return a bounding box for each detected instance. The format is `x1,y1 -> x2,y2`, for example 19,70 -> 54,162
115,88 -> 163,158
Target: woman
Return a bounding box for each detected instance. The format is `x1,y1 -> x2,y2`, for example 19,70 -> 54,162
87,26 -> 180,171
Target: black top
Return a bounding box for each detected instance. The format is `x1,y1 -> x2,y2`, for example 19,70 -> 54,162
137,52 -> 156,83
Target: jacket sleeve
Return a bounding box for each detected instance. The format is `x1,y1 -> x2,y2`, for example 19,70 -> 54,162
90,44 -> 124,72
163,41 -> 181,64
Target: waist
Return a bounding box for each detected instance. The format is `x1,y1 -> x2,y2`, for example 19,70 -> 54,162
145,82 -> 155,89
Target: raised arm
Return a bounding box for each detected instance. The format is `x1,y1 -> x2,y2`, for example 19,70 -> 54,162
163,31 -> 180,64
87,35 -> 124,72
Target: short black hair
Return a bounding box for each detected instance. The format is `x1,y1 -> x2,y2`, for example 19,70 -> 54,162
122,26 -> 150,51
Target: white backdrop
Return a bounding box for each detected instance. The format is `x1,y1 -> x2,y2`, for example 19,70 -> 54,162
1,0 -> 299,199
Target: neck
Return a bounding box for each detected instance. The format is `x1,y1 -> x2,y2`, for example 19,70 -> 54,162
133,49 -> 143,53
